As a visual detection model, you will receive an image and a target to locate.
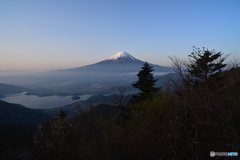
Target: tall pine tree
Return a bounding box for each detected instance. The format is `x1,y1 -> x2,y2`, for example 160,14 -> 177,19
187,47 -> 228,87
130,62 -> 158,103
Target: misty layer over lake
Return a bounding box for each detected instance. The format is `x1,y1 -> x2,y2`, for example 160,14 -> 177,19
0,71 -> 138,86
0,92 -> 93,109
0,71 -> 168,86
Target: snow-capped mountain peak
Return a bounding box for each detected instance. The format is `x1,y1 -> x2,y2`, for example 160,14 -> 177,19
59,51 -> 173,72
106,51 -> 137,61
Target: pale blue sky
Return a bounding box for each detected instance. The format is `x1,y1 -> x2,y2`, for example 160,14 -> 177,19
1,0 -> 240,71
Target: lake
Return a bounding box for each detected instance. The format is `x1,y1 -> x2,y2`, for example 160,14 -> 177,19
0,92 -> 93,109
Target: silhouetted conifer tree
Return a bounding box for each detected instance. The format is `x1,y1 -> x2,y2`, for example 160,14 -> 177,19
130,62 -> 158,103
187,47 -> 228,86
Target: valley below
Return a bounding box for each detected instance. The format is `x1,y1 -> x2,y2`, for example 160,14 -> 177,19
0,70 -> 171,118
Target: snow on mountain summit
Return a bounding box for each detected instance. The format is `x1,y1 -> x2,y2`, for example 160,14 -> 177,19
106,51 -> 137,61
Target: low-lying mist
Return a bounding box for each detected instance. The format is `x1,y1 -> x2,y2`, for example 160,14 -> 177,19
0,70 -> 171,97
0,71 -> 137,85
0,71 -> 140,95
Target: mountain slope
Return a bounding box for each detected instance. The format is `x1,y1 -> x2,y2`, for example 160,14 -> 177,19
61,52 -> 173,73
0,83 -> 25,98
0,100 -> 49,125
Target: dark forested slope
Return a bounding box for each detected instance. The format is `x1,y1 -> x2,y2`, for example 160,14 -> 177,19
0,100 -> 49,125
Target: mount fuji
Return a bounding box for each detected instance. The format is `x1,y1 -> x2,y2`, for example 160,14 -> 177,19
62,51 -> 173,73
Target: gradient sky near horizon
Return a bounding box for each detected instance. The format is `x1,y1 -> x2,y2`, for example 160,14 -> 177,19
1,0 -> 240,71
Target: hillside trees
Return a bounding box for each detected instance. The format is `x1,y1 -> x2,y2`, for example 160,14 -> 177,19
166,47 -> 240,159
168,47 -> 229,94
187,47 -> 228,86
32,110 -> 72,159
130,62 -> 159,103
111,86 -> 133,106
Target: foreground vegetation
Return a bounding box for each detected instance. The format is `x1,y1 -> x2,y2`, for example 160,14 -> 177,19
1,48 -> 240,160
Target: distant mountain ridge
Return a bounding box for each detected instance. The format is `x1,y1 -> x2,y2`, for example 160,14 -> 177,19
59,51 -> 173,73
